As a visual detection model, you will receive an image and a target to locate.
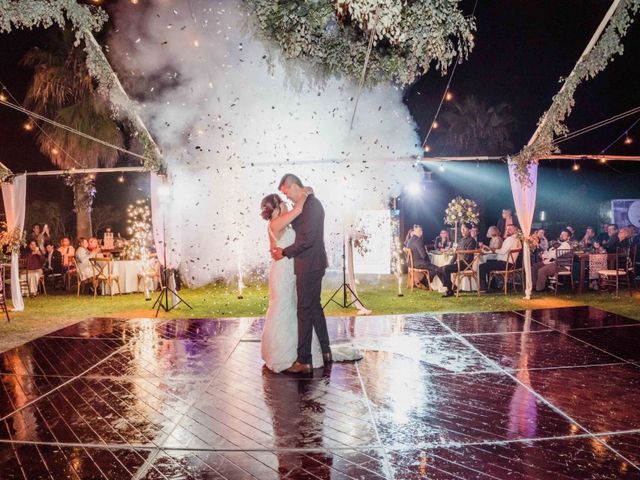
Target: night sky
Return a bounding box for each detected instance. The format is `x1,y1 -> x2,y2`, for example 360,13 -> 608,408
0,1 -> 639,239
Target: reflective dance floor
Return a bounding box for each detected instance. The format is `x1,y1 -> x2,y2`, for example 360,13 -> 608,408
1,306 -> 639,479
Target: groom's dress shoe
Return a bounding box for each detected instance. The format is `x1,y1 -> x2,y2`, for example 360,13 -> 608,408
286,362 -> 313,374
322,352 -> 333,363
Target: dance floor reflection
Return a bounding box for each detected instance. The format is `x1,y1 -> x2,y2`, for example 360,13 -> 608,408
0,306 -> 639,479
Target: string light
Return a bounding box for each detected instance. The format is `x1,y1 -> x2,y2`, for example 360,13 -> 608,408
23,122 -> 33,131
445,91 -> 453,101
439,162 -> 445,172
0,93 -> 6,102
124,199 -> 152,260
193,40 -> 200,47
118,175 -> 125,183
423,145 -> 431,153
599,157 -> 607,164
572,161 -> 580,171
432,121 -> 439,129
131,0 -> 139,3
51,148 -> 59,155
624,135 -> 633,145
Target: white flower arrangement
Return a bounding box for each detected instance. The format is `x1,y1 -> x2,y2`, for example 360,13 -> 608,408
444,196 -> 479,226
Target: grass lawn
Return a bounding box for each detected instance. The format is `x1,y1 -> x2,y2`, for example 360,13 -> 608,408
0,275 -> 638,352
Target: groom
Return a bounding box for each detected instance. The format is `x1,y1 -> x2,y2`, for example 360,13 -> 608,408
271,174 -> 332,373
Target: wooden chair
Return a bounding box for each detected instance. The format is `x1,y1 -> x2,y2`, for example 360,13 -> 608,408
549,248 -> 574,294
37,273 -> 47,296
488,249 -> 523,294
598,247 -> 633,297
137,259 -> 162,293
90,258 -> 121,297
453,249 -> 482,297
69,258 -> 94,296
17,257 -> 29,297
0,265 -> 10,322
403,247 -> 432,291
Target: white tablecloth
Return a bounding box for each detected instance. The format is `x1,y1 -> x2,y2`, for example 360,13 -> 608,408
428,252 -> 496,292
102,260 -> 156,294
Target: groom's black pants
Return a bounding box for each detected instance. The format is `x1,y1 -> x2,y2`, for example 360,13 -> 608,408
296,269 -> 331,365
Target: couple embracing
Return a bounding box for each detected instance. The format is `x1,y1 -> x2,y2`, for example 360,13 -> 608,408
260,174 -> 360,374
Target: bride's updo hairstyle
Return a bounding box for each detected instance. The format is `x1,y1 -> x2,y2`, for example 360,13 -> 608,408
261,194 -> 282,221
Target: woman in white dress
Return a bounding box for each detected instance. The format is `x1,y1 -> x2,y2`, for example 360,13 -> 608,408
260,191 -> 324,372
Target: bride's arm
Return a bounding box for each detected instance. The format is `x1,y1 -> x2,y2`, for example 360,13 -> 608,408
269,192 -> 308,233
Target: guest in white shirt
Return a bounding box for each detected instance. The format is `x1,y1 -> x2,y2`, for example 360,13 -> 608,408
479,225 -> 522,290
75,237 -> 94,281
532,229 -> 572,292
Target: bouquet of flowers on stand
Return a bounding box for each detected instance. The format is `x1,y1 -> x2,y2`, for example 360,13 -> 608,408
0,222 -> 25,260
444,196 -> 479,244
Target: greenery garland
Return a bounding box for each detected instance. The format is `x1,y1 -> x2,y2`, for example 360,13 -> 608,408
0,0 -> 164,176
244,0 -> 475,86
511,0 -> 640,184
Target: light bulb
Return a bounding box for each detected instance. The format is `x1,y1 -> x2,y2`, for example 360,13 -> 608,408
445,92 -> 453,101
432,121 -> 439,129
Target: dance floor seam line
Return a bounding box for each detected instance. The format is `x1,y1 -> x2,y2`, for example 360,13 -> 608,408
436,310 -> 640,473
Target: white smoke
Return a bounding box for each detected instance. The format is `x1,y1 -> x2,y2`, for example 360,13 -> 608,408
109,0 -> 420,286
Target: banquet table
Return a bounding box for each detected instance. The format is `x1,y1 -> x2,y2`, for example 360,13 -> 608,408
575,252 -> 608,294
428,251 -> 496,292
98,259 -> 157,294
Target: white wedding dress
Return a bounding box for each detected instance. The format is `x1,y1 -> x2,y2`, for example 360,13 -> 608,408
262,226 -> 362,372
262,226 -> 324,372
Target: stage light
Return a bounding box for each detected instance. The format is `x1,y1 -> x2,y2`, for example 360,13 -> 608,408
432,121 -> 439,129
540,211 -> 546,222
406,183 -> 422,196
445,91 -> 453,101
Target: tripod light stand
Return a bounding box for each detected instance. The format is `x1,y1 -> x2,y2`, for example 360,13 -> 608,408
323,236 -> 366,310
152,190 -> 192,317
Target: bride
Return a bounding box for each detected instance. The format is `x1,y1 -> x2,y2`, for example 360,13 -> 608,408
260,190 -> 361,373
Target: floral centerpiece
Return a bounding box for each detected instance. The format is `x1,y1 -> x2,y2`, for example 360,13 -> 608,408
444,196 -> 479,244
0,222 -> 25,257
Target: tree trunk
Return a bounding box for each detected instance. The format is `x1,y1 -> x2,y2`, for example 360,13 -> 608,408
72,175 -> 95,239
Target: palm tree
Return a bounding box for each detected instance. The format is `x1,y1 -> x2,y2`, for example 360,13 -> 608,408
21,32 -> 124,238
440,96 -> 515,155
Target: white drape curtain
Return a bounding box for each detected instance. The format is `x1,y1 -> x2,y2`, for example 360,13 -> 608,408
1,174 -> 27,311
508,161 -> 538,299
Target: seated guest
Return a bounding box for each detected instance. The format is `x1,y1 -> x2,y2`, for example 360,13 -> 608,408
434,229 -> 452,251
485,226 -> 503,251
532,229 -> 572,292
43,241 -> 64,275
534,228 -> 549,251
470,225 -> 479,243
595,223 -> 610,244
630,225 -> 639,246
87,237 -> 101,257
29,223 -> 50,252
57,237 -> 75,269
75,237 -> 94,281
405,225 -> 439,288
497,208 -> 519,239
23,240 -> 45,297
566,225 -> 575,240
438,223 -> 477,298
479,224 -> 522,290
403,227 -> 414,247
579,226 -> 596,250
609,227 -> 632,251
602,224 -> 619,252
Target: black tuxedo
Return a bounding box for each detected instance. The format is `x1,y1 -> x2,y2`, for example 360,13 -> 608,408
406,235 -> 439,287
282,194 -> 330,364
44,249 -> 64,275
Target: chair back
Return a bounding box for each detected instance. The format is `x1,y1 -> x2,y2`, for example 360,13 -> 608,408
0,265 -> 4,295
507,248 -> 522,268
18,256 -> 27,271
90,257 -> 113,279
554,248 -> 573,273
455,249 -> 481,275
403,248 -> 415,270
615,247 -> 631,272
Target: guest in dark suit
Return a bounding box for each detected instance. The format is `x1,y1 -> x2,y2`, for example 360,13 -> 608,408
272,174 -> 330,374
438,223 -> 478,297
43,242 -> 64,275
405,225 -> 439,288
